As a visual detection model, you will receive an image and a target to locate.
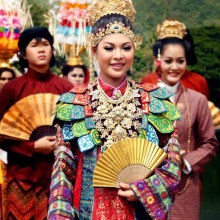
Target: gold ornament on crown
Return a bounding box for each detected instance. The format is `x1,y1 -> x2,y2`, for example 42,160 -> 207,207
88,0 -> 136,26
67,56 -> 83,66
87,21 -> 142,49
157,20 -> 187,39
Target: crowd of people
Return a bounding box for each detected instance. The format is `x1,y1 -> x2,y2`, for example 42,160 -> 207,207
0,0 -> 219,219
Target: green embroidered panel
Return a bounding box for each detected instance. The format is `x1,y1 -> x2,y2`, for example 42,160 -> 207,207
138,129 -> 147,139
148,113 -> 174,134
162,100 -> 181,121
90,129 -> 102,145
56,104 -> 73,121
72,120 -> 89,137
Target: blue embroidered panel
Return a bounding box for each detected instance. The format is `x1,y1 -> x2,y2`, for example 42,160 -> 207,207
78,134 -> 95,152
71,105 -> 85,120
147,123 -> 159,146
85,117 -> 95,130
79,147 -> 97,219
141,114 -> 149,129
149,88 -> 173,99
150,97 -> 167,114
58,92 -> 75,103
62,122 -> 75,141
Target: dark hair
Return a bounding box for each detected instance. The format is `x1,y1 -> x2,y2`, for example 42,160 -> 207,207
92,14 -> 134,35
152,30 -> 197,65
62,64 -> 87,76
0,67 -> 16,79
18,26 -> 56,68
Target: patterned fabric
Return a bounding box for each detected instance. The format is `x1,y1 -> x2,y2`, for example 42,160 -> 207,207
0,161 -> 7,220
130,137 -> 181,220
168,85 -> 218,220
4,178 -> 48,220
48,81 -> 182,220
79,147 -> 97,219
48,146 -> 77,219
140,77 -> 217,220
93,188 -> 134,220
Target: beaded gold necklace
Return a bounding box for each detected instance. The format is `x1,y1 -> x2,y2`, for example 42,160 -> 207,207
176,85 -> 191,195
91,79 -> 142,152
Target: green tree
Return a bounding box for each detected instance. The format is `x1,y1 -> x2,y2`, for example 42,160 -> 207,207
28,0 -> 48,27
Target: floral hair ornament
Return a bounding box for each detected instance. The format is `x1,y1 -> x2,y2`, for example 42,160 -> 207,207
156,48 -> 162,78
157,19 -> 187,39
87,0 -> 142,49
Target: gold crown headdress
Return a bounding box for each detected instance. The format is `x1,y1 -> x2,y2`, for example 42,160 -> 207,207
157,20 -> 187,39
88,0 -> 136,26
67,56 -> 83,66
87,0 -> 142,49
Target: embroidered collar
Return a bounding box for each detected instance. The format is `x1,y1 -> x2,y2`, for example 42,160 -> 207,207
98,76 -> 127,98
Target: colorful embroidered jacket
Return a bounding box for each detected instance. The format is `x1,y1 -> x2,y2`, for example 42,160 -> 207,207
48,80 -> 181,220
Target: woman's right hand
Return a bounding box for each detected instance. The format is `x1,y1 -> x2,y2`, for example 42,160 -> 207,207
34,136 -> 56,155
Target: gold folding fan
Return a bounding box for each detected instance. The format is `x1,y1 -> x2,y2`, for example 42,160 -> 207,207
0,93 -> 59,141
93,138 -> 167,188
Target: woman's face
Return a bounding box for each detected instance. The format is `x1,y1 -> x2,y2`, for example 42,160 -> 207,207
93,34 -> 134,86
0,71 -> 14,87
66,67 -> 85,85
161,44 -> 187,86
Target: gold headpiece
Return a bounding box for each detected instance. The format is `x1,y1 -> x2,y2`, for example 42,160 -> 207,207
87,21 -> 142,49
67,56 -> 83,66
157,20 -> 187,39
88,0 -> 136,26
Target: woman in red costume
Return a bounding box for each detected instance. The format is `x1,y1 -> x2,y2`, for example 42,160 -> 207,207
47,1 -> 183,219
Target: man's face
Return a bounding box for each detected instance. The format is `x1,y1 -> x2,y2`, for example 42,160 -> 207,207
23,38 -> 53,70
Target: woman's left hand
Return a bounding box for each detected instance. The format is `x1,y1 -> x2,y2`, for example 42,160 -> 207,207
117,182 -> 138,202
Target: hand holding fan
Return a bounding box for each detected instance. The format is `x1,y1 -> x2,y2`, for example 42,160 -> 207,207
0,93 -> 59,141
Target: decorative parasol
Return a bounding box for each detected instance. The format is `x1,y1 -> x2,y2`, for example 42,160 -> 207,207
0,0 -> 32,67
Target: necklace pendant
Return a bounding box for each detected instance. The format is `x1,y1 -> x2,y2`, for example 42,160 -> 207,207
115,125 -> 126,139
112,90 -> 122,100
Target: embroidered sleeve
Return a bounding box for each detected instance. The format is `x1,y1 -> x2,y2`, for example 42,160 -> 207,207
130,131 -> 181,220
47,126 -> 78,219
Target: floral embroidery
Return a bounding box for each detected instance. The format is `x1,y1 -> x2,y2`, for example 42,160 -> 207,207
161,191 -> 168,199
147,196 -> 155,205
137,182 -> 145,190
153,178 -> 160,186
155,209 -> 163,218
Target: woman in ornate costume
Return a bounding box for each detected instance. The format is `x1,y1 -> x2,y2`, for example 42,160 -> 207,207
47,1 -> 182,219
62,56 -> 90,85
150,19 -> 218,220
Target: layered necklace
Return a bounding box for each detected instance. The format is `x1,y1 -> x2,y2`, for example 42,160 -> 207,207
175,85 -> 191,195
90,79 -> 142,152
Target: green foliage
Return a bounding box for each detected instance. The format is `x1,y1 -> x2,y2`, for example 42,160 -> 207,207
28,0 -> 49,27
189,26 -> 220,79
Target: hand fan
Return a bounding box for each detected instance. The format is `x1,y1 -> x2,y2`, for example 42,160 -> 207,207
93,138 -> 167,188
0,93 -> 59,141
